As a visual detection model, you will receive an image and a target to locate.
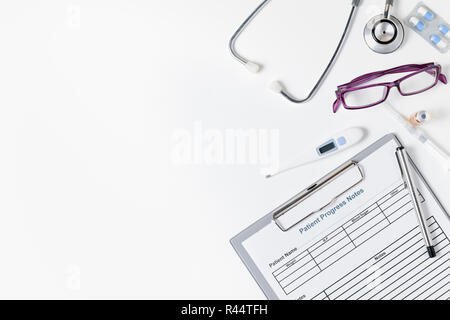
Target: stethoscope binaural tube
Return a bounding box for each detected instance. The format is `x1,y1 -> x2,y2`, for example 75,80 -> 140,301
271,2 -> 360,103
229,0 -> 360,104
229,0 -> 271,73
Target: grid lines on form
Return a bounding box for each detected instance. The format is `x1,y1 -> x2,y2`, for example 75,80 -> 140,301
272,183 -> 424,296
312,217 -> 450,300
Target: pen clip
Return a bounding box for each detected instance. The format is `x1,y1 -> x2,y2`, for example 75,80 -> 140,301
395,147 -> 407,188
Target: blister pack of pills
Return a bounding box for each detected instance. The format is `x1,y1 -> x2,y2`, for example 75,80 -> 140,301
406,2 -> 449,53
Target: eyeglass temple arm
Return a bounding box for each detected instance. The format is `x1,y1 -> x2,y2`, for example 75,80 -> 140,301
341,64 -> 439,89
276,1 -> 359,103
351,65 -> 426,82
333,97 -> 342,113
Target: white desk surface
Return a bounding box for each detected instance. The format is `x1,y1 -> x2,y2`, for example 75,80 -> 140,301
0,0 -> 448,299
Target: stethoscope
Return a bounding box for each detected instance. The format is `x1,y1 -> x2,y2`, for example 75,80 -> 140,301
229,0 -> 404,104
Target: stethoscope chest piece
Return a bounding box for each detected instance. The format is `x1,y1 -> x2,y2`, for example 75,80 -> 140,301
364,1 -> 404,54
364,14 -> 404,54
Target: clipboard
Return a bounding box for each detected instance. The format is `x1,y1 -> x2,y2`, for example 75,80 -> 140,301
230,133 -> 449,300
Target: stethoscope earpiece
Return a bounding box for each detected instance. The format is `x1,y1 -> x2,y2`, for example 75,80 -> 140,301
364,0 -> 404,54
245,61 -> 261,73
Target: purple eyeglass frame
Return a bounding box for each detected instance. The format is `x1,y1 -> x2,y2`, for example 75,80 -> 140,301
333,63 -> 448,113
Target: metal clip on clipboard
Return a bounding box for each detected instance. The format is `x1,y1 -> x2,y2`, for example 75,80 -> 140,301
273,161 -> 365,232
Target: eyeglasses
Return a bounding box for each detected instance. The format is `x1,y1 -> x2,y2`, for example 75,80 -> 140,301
333,63 -> 448,113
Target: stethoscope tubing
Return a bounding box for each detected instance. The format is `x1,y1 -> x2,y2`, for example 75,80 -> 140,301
229,0 -> 360,104
281,4 -> 359,103
229,0 -> 271,66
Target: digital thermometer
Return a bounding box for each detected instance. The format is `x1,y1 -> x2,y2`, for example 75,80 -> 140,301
266,127 -> 366,178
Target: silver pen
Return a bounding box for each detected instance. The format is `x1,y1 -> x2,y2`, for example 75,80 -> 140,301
396,147 -> 436,258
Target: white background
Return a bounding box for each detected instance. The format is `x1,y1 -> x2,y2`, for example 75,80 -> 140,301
0,0 -> 449,299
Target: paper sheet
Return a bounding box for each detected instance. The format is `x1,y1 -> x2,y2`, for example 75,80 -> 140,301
242,140 -> 450,300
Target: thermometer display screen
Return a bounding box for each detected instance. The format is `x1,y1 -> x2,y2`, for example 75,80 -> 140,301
319,141 -> 336,155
